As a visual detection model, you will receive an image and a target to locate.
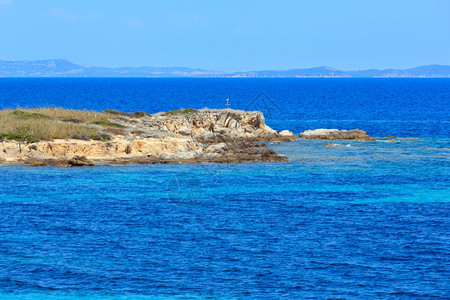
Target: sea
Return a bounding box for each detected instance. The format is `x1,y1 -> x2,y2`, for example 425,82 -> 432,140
0,78 -> 449,299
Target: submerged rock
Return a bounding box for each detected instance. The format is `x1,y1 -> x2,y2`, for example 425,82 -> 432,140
324,143 -> 352,148
299,129 -> 375,141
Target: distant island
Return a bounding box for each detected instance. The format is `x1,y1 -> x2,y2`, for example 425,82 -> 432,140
1,59 -> 450,78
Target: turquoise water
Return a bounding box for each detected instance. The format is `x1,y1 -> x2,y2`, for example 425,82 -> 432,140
0,79 -> 449,298
1,138 -> 449,299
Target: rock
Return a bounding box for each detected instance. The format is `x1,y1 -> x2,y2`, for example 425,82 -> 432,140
278,130 -> 298,141
241,148 -> 260,155
27,144 -> 38,151
177,125 -> 192,136
50,160 -> 72,167
157,153 -> 178,160
228,119 -> 239,129
254,143 -> 267,148
241,124 -> 254,133
125,144 -> 133,154
30,156 -> 95,167
4,144 -> 20,155
67,156 -> 94,166
259,147 -> 288,162
200,128 -> 215,140
158,150 -> 202,160
27,160 -> 48,167
264,125 -> 278,135
205,143 -> 228,153
261,148 -> 276,157
299,129 -> 375,141
44,156 -> 95,167
280,130 -> 293,136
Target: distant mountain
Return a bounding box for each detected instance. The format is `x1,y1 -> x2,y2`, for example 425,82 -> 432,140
0,60 -> 449,78
0,59 -> 224,77
0,59 -> 83,77
230,67 -> 348,77
231,65 -> 450,78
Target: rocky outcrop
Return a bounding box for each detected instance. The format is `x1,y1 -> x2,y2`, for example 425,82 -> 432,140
1,109 -> 293,166
27,156 -> 94,167
299,129 -> 375,141
147,109 -> 297,142
1,137 -> 200,162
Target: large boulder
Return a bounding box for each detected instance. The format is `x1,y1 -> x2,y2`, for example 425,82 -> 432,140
299,129 -> 375,141
67,155 -> 95,166
279,130 -> 298,141
26,156 -> 94,167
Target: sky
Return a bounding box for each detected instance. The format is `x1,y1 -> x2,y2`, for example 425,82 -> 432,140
0,0 -> 449,72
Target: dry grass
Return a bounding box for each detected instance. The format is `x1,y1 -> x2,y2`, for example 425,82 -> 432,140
0,107 -> 117,142
23,107 -> 113,122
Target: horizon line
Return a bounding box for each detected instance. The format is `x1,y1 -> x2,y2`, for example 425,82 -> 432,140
1,58 -> 450,73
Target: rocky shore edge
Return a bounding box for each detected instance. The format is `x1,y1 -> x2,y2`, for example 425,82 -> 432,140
1,109 -> 297,166
1,108 -> 382,167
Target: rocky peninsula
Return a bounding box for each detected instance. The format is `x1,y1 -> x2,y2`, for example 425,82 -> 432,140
0,108 -> 297,166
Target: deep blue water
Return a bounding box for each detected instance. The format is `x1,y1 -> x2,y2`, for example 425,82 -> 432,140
1,78 -> 449,137
0,78 -> 449,299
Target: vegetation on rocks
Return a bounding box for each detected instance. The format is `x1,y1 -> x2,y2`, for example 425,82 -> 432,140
103,109 -> 132,116
133,111 -> 151,117
89,120 -> 126,128
103,109 -> 151,118
10,110 -> 51,120
0,132 -> 38,144
162,108 -> 198,116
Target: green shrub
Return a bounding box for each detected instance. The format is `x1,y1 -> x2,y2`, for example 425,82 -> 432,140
0,132 -> 38,143
89,133 -> 112,141
162,108 -> 198,116
90,121 -> 126,128
103,109 -> 132,116
134,111 -> 151,117
10,110 -> 50,120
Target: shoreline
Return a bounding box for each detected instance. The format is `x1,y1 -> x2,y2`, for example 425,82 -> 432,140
1,107 -> 380,167
1,108 -> 297,166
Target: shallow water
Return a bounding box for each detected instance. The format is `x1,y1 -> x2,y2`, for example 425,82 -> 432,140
0,78 -> 449,298
0,138 -> 449,299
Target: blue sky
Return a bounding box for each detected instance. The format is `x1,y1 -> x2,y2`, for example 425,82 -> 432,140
0,0 -> 449,71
